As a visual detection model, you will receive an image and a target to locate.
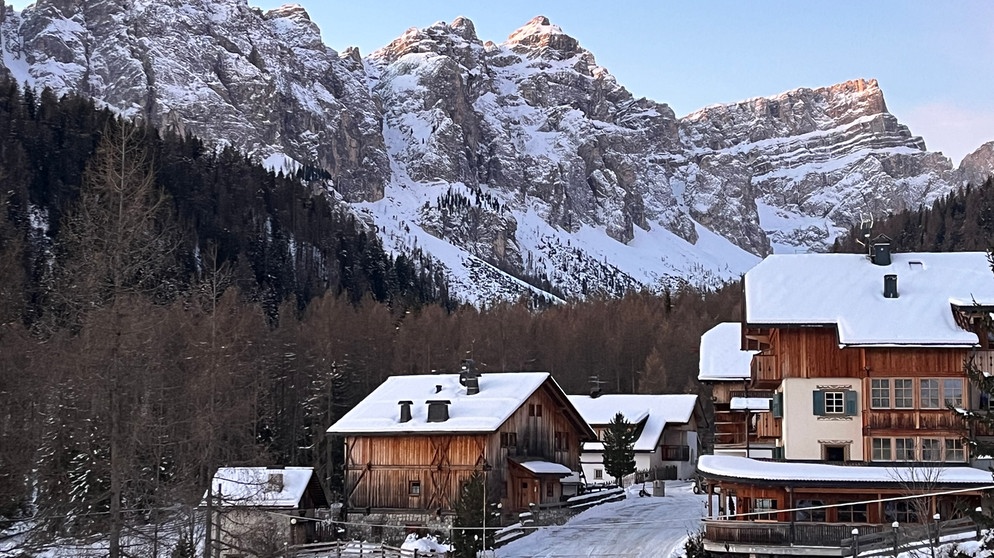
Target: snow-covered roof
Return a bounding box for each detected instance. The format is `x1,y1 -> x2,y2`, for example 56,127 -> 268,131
517,460 -> 573,475
730,397 -> 770,411
568,394 -> 698,452
745,252 -> 994,346
698,455 -> 994,485
328,372 -> 557,434
698,322 -> 756,381
206,467 -> 315,508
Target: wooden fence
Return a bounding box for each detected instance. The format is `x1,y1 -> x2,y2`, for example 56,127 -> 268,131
292,541 -> 449,558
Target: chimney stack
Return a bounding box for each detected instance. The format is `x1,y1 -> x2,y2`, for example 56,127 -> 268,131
884,274 -> 899,298
398,400 -> 413,423
435,384 -> 443,394
465,375 -> 480,395
426,400 -> 451,422
871,239 -> 892,266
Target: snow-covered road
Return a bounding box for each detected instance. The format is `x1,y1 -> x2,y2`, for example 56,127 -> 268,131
496,481 -> 707,558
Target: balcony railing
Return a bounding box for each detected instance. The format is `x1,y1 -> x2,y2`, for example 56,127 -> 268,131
704,518 -> 977,552
704,520 -> 884,548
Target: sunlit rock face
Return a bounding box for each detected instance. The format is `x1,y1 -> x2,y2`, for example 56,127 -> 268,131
0,6 -> 983,302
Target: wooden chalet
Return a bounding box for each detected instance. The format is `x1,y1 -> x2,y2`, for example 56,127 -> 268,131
203,466 -> 329,557
567,393 -> 705,482
698,246 -> 994,557
699,322 -> 778,457
327,368 -> 595,534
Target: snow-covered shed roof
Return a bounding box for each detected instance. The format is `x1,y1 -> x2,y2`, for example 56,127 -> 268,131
698,322 -> 756,381
698,455 -> 994,486
567,394 -> 699,452
730,397 -> 770,411
745,252 -> 994,346
328,372 -> 588,435
517,460 -> 573,476
205,467 -> 317,508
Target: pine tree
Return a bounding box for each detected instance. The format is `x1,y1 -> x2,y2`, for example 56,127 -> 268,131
602,412 -> 637,486
452,472 -> 487,558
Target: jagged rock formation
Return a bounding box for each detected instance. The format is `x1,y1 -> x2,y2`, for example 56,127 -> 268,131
960,141 -> 994,188
0,2 -> 988,302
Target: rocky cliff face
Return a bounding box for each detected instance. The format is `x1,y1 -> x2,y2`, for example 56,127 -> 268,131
0,3 -> 986,302
1,0 -> 388,201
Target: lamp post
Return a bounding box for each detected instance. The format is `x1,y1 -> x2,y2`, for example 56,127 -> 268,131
892,521 -> 899,558
851,527 -> 859,557
977,506 -> 984,540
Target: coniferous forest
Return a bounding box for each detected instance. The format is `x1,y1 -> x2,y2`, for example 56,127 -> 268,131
0,80 -> 743,551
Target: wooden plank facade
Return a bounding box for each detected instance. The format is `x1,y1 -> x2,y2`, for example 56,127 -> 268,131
339,378 -> 590,516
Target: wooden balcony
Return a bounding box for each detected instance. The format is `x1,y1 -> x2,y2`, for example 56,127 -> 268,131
703,518 -> 977,555
865,409 -> 966,431
751,355 -> 779,387
703,520 -> 883,548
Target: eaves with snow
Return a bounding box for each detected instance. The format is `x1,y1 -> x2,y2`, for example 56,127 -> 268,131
745,251 -> 994,346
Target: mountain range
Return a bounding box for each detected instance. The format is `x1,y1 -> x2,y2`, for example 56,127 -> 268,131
2,0 -> 991,303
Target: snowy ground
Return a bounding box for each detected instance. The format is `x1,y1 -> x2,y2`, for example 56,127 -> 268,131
495,480 -> 707,558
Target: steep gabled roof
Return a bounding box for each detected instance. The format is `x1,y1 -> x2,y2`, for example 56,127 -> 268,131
745,252 -> 994,346
567,394 -> 699,452
205,467 -> 323,508
698,322 -> 756,381
328,371 -> 592,437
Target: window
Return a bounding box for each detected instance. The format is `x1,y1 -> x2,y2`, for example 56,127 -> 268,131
871,379 -> 890,408
500,432 -> 517,448
754,498 -> 777,521
409,480 -> 421,496
825,391 -> 845,414
895,438 -> 916,461
795,499 -> 826,522
872,438 -> 892,461
945,438 -> 966,462
813,389 -> 857,416
839,503 -> 868,523
920,379 -> 940,408
594,469 -> 603,480
885,501 -> 918,523
528,404 -> 543,417
554,431 -> 567,451
943,379 -> 964,407
921,438 -> 942,461
894,379 -> 914,408
546,483 -> 554,498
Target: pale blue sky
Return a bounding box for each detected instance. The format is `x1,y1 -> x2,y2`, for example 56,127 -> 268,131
9,1 -> 994,164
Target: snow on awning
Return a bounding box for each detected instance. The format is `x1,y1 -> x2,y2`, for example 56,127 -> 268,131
518,460 -> 572,476
698,455 -> 994,485
730,397 -> 771,411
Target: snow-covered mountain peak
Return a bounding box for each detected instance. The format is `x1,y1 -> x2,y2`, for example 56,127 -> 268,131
0,2 -> 985,304
504,16 -> 581,59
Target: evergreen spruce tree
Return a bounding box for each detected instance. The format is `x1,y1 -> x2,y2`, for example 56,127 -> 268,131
452,472 -> 487,558
603,412 -> 637,486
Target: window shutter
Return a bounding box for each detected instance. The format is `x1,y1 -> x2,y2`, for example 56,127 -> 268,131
772,393 -> 783,418
813,390 -> 825,416
845,390 -> 858,416
772,446 -> 784,460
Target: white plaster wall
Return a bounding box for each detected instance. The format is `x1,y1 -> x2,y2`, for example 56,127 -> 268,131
781,377 -> 863,460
